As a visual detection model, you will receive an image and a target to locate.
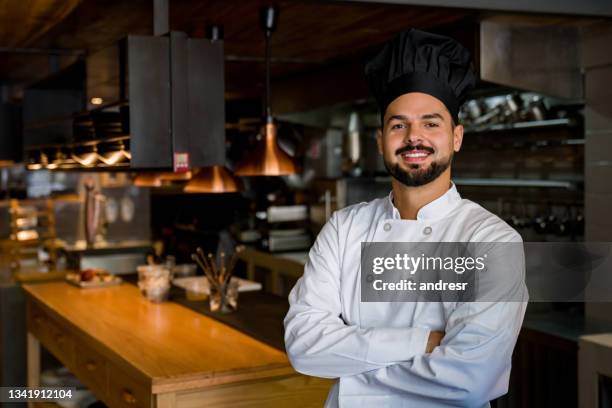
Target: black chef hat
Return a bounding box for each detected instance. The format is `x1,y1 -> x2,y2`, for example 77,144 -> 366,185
365,29 -> 476,125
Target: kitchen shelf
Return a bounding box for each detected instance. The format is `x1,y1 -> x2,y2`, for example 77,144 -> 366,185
464,118 -> 577,134
453,178 -> 580,190
25,135 -> 130,151
371,176 -> 580,190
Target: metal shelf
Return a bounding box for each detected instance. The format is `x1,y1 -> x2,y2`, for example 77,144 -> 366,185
453,178 -> 579,190
464,118 -> 576,134
371,176 -> 580,190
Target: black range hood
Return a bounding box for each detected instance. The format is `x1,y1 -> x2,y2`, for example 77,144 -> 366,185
87,32 -> 225,170
24,32 -> 225,172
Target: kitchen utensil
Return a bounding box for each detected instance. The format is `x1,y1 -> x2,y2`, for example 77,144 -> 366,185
502,93 -> 523,122
84,178 -> 106,247
191,245 -> 245,312
344,111 -> 362,176
525,95 -> 547,121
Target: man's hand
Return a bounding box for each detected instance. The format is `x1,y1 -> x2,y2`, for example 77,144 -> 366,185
426,331 -> 445,353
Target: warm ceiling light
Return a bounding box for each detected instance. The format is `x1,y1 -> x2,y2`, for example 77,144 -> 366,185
26,151 -> 43,170
98,142 -> 131,165
71,145 -> 99,167
157,171 -> 192,182
58,155 -> 79,169
184,165 -> 241,193
16,230 -> 39,241
234,123 -> 296,176
133,171 -> 190,187
133,173 -> 162,187
234,6 -> 296,177
90,97 -> 104,105
43,148 -> 65,170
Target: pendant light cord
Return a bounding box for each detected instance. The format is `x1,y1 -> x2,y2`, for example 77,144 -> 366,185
265,30 -> 272,124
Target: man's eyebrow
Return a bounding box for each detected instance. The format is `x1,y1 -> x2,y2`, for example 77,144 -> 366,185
420,113 -> 444,121
386,114 -> 408,124
386,113 -> 445,124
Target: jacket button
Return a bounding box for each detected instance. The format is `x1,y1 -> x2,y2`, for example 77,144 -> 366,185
383,223 -> 392,232
423,226 -> 432,235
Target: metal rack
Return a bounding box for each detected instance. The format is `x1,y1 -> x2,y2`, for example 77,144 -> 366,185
8,198 -> 58,272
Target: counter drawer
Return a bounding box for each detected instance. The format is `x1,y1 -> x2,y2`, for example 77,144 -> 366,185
107,363 -> 151,408
74,341 -> 108,400
27,302 -> 74,367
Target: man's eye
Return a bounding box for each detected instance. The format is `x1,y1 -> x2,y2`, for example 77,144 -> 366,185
391,123 -> 405,129
424,122 -> 439,128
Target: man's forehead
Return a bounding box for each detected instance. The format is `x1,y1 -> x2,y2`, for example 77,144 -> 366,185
384,92 -> 451,121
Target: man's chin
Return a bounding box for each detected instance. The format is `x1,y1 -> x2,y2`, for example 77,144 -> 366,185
397,162 -> 432,173
384,157 -> 452,187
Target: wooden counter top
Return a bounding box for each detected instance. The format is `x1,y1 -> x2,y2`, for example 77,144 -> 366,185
23,282 -> 293,394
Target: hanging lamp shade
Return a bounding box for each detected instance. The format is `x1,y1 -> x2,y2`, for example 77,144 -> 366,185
133,171 -> 192,187
234,5 -> 296,177
157,171 -> 192,182
184,165 -> 241,193
234,122 -> 296,176
133,173 -> 162,187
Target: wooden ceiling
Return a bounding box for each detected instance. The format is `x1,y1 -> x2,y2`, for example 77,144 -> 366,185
0,0 -> 480,97
0,0 -> 82,48
169,0 -> 478,98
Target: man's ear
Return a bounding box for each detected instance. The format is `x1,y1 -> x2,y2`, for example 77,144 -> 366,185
376,128 -> 383,154
453,124 -> 464,152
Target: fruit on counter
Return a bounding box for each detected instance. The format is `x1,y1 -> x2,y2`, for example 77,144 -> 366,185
69,268 -> 114,283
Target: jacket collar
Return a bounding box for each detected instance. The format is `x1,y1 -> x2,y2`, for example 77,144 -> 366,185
386,182 -> 462,221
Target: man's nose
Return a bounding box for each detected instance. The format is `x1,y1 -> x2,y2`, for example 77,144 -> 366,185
403,123 -> 422,144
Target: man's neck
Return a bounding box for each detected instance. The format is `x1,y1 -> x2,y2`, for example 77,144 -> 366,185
391,169 -> 452,220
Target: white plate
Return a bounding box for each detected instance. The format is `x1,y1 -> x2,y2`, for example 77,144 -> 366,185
172,276 -> 262,295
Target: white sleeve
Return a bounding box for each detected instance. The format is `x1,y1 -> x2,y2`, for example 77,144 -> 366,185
346,238 -> 528,406
284,212 -> 431,379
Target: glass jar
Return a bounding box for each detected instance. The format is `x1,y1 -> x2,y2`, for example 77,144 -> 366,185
137,265 -> 171,303
209,280 -> 239,313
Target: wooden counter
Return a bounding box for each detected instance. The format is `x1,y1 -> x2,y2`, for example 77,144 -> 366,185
23,282 -> 333,407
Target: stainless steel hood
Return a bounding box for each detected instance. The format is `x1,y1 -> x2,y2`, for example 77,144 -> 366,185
480,18 -> 583,101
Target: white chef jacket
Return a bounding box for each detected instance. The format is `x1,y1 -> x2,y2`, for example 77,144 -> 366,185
284,183 -> 528,408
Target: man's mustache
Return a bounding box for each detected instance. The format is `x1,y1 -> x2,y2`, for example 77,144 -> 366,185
395,144 -> 435,155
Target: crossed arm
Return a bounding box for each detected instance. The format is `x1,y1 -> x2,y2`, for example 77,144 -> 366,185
283,213 -> 527,406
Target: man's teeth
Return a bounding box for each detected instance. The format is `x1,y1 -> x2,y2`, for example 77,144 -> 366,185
402,151 -> 430,157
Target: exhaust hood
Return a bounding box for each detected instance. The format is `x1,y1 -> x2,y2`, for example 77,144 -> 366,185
480,18 -> 583,101
24,31 -> 226,172
87,32 -> 226,170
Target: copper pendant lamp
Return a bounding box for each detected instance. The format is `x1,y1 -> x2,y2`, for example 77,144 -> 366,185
133,173 -> 162,187
184,165 -> 241,193
183,25 -> 242,194
133,170 -> 193,187
234,5 -> 296,176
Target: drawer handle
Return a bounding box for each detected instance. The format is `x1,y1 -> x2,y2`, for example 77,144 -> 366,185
85,361 -> 97,371
55,334 -> 65,344
34,315 -> 43,324
121,389 -> 137,404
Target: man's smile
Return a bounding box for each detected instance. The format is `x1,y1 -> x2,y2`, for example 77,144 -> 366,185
396,145 -> 434,164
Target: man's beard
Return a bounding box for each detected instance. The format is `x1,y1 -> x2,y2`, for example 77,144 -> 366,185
384,146 -> 453,187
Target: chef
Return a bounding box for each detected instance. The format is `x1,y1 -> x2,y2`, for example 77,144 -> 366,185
284,29 -> 528,408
